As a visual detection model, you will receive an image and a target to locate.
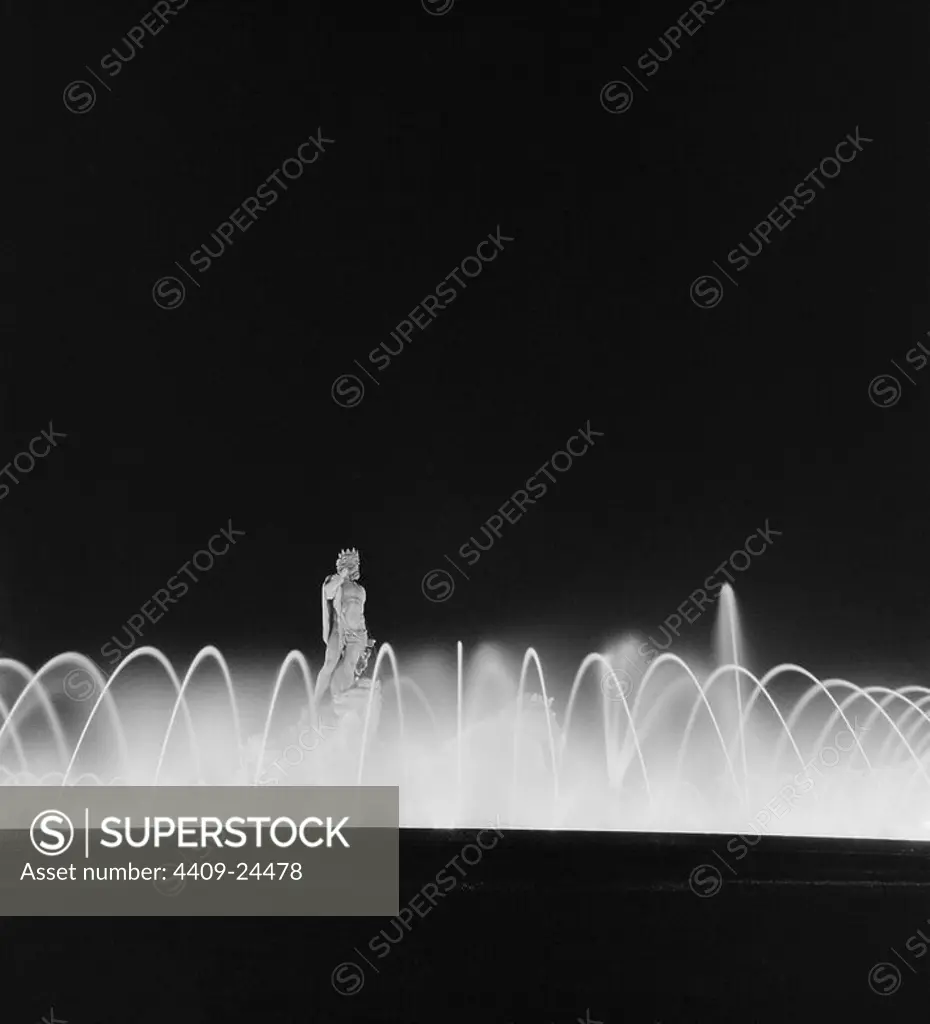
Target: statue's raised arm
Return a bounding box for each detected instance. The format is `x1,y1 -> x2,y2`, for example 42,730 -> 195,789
321,571 -> 344,646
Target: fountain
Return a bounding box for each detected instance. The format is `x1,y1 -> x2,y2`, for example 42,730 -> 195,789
2,584 -> 929,839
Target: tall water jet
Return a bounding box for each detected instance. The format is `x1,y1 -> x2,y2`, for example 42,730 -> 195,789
713,583 -> 748,804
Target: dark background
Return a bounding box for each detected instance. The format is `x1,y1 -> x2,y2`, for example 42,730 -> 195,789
13,0 -> 929,681
10,0 -> 930,1021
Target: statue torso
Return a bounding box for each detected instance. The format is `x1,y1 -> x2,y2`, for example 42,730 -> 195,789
339,579 -> 366,631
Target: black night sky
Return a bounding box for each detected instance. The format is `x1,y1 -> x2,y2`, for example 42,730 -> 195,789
14,0 -> 929,683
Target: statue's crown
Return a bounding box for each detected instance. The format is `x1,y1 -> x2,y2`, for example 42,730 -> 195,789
336,547 -> 360,571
